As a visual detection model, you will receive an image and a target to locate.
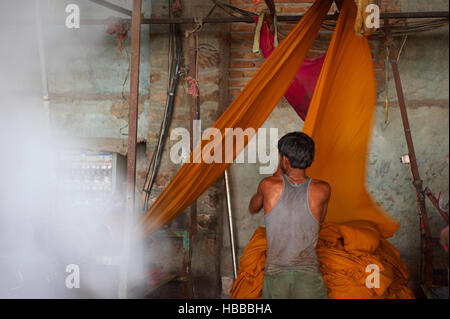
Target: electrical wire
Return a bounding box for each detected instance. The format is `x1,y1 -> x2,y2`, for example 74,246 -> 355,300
211,0 -> 448,38
142,4 -> 181,211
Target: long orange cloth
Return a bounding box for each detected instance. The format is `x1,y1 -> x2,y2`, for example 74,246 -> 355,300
139,0 -> 334,235
301,0 -> 398,238
231,224 -> 415,299
231,0 -> 412,299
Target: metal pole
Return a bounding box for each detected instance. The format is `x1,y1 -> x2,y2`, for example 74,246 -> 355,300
118,0 -> 142,299
88,0 -> 132,16
35,0 -> 50,122
79,11 -> 449,25
188,33 -> 198,238
384,17 -> 433,285
224,169 -> 238,280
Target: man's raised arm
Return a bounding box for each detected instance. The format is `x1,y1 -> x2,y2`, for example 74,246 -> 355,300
248,180 -> 265,214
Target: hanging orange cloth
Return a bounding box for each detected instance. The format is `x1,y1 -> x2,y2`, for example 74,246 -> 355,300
139,0 -> 334,235
301,0 -> 398,238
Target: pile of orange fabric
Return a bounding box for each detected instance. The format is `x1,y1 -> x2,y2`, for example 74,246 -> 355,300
230,227 -> 267,299
317,221 -> 414,299
231,223 -> 414,299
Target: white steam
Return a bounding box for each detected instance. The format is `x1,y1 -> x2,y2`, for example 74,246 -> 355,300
0,0 -> 145,298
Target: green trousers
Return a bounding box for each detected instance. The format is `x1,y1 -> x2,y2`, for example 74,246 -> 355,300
262,270 -> 328,299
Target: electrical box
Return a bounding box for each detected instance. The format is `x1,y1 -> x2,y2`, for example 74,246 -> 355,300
56,151 -> 126,197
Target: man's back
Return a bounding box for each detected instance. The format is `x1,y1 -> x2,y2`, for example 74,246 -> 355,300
259,173 -> 331,222
264,175 -> 320,274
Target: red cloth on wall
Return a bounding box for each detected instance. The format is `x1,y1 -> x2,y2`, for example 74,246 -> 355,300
256,18 -> 325,120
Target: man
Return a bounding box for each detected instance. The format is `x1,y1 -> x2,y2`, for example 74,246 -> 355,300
248,132 -> 331,299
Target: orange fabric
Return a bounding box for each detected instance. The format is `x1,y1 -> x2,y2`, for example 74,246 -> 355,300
231,224 -> 414,299
229,227 -> 266,299
317,222 -> 414,299
139,0 -> 334,235
301,0 -> 399,238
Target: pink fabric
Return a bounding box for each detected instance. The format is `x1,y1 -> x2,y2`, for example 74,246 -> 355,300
256,19 -> 325,120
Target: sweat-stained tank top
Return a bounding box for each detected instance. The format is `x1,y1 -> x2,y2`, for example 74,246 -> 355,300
264,174 -> 320,274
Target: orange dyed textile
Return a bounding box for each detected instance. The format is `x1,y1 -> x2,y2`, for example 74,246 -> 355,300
317,222 -> 414,299
230,227 -> 267,299
301,0 -> 399,238
231,223 -> 414,299
139,0 -> 334,235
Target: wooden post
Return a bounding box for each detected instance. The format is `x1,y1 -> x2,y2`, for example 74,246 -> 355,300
188,32 -> 198,238
384,17 -> 433,285
118,0 -> 142,299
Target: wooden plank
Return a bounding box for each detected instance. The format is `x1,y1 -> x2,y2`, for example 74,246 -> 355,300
118,0 -> 142,299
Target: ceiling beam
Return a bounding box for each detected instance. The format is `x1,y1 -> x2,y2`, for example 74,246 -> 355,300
79,11 -> 449,25
88,0 -> 132,16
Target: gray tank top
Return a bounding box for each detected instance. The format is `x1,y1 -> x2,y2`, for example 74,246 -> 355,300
264,174 -> 320,274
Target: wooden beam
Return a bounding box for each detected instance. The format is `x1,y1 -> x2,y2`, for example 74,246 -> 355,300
188,31 -> 198,239
88,0 -> 132,16
384,17 -> 433,286
118,0 -> 142,299
79,11 -> 449,25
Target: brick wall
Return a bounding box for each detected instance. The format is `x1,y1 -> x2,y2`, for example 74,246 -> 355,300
228,0 -> 401,100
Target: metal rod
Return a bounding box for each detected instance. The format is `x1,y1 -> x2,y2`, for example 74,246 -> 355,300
384,17 -> 433,285
224,169 -> 238,280
88,0 -> 132,16
182,0 -> 195,298
80,11 -> 449,25
35,0 -> 50,122
118,0 -> 142,299
188,33 -> 198,238
218,15 -> 232,292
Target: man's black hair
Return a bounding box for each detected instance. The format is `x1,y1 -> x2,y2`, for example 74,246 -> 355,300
278,132 -> 315,169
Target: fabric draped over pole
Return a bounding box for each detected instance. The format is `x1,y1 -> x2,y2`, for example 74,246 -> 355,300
139,0 -> 334,235
301,0 -> 399,238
